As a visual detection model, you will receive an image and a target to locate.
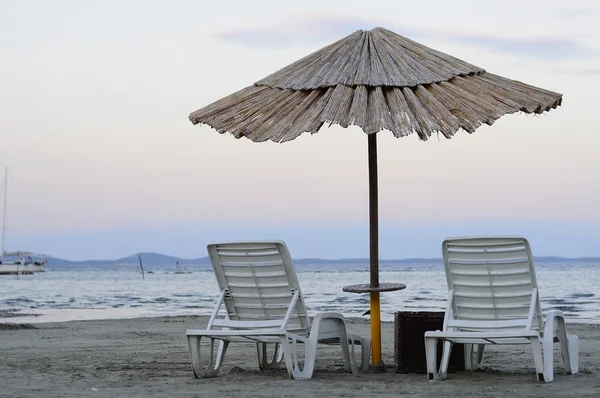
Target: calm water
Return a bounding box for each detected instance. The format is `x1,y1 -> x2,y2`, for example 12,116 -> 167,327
1,262 -> 599,323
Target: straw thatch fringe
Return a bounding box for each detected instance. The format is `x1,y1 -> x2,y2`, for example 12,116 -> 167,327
189,28 -> 562,142
189,72 -> 561,142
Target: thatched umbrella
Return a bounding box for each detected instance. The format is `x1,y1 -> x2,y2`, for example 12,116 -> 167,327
189,27 -> 562,370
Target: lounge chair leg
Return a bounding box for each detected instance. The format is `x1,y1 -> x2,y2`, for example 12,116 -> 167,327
336,328 -> 355,374
567,335 -> 579,374
529,337 -> 546,382
544,310 -> 579,376
438,341 -> 453,379
215,340 -> 227,369
187,335 -> 229,378
279,335 -> 316,380
257,343 -> 284,370
465,343 -> 485,370
476,344 -> 485,367
464,344 -> 474,371
542,338 -> 554,382
552,315 -> 578,376
424,335 -> 439,381
348,334 -> 371,372
361,338 -> 372,372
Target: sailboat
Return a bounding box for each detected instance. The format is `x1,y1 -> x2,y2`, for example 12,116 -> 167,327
0,167 -> 46,275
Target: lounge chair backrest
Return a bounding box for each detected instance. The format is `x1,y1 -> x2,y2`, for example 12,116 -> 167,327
442,236 -> 543,331
207,241 -> 310,334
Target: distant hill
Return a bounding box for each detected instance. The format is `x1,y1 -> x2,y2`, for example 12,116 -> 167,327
42,252 -> 600,268
43,252 -> 210,268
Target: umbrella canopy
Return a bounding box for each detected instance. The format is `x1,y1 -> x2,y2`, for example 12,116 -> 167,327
190,27 -> 561,141
189,27 -> 562,370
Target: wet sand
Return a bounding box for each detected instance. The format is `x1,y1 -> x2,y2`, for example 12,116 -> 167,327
0,315 -> 598,397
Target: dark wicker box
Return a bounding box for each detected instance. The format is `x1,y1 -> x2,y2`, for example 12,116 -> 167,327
394,311 -> 465,374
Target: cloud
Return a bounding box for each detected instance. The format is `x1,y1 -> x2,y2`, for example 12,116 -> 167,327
551,67 -> 600,75
442,34 -> 598,60
216,15 -> 393,49
215,15 -> 598,61
552,6 -> 600,19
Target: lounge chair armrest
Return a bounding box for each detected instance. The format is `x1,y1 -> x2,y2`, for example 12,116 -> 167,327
545,310 -> 565,318
310,313 -> 349,338
313,312 -> 347,322
543,310 -> 566,338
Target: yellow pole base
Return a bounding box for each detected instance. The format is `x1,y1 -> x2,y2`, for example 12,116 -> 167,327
369,291 -> 385,372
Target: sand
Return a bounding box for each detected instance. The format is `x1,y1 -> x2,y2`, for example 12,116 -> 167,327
0,315 -> 598,398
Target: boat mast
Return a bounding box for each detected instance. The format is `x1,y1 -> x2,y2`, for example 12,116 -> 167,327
2,167 -> 7,263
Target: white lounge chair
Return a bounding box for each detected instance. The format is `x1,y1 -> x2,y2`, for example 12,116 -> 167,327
186,241 -> 371,380
425,236 -> 579,382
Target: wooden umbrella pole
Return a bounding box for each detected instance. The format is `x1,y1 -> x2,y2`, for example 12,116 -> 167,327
368,133 -> 383,370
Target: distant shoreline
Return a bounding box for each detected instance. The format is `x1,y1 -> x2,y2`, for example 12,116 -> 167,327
38,253 -> 600,267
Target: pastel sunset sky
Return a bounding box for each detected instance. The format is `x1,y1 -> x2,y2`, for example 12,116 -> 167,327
1,0 -> 599,259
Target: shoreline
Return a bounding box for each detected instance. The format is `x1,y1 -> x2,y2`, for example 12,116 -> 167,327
0,309 -> 376,326
3,308 -> 600,326
1,315 -> 598,397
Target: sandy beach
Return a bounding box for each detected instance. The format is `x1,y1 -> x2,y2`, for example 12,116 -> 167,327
0,315 -> 598,398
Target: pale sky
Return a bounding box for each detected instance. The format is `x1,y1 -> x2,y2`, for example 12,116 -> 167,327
1,0 -> 600,259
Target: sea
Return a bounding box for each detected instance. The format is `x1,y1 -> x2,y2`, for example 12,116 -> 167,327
1,262 -> 600,324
